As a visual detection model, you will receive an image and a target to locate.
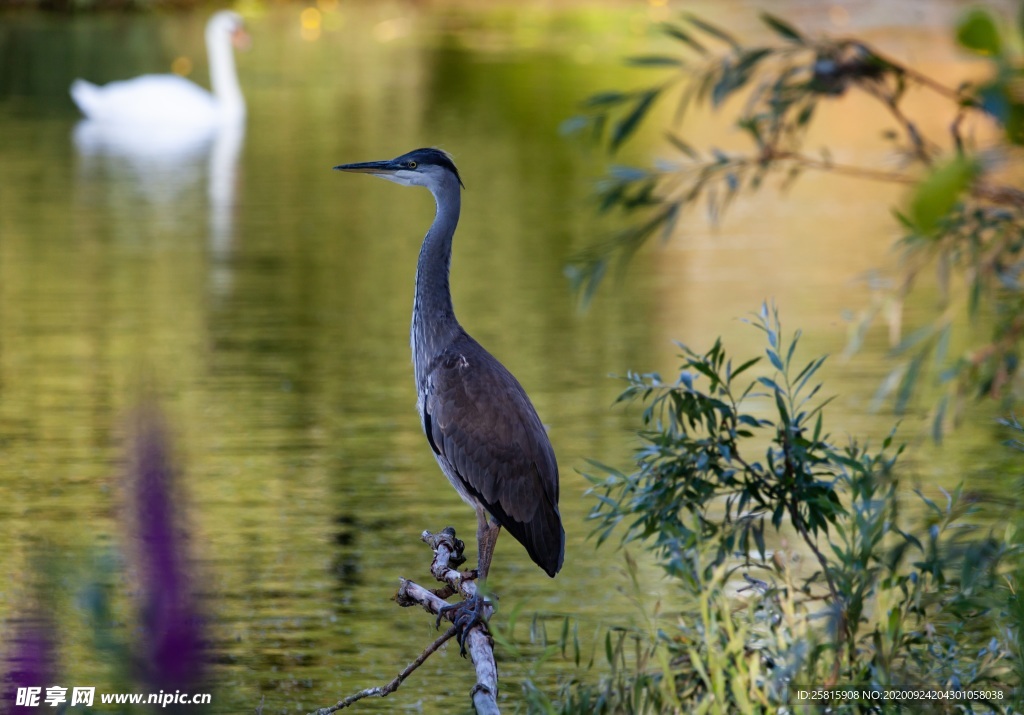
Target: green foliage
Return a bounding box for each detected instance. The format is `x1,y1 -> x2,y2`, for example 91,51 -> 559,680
959,7 -> 1024,146
587,304 -> 844,588
567,9 -> 1024,427
909,157 -> 981,235
957,9 -> 1003,57
506,306 -> 1023,713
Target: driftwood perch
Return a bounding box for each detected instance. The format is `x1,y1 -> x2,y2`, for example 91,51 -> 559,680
307,527 -> 499,715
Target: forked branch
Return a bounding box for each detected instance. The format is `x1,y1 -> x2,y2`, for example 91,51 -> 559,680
306,527 -> 499,715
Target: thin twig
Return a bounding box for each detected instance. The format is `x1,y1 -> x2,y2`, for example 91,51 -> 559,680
878,53 -> 965,102
779,152 -> 916,185
882,96 -> 932,165
308,627 -> 458,714
777,153 -> 1024,208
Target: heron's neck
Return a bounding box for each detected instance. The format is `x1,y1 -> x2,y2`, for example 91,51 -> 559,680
412,177 -> 462,383
207,27 -> 245,120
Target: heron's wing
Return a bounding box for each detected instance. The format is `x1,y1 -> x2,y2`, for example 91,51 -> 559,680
422,336 -> 563,575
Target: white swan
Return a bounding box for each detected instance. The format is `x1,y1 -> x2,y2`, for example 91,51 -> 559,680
70,11 -> 248,127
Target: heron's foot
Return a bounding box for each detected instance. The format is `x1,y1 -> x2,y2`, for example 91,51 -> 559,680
435,592 -> 489,656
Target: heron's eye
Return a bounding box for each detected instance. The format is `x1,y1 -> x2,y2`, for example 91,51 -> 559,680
407,161 -> 418,169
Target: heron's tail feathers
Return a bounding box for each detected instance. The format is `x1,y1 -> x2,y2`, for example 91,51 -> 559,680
516,504 -> 565,577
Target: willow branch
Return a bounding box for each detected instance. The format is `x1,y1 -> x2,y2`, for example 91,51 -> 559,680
873,50 -> 965,102
776,152 -> 1024,208
767,150 -> 915,185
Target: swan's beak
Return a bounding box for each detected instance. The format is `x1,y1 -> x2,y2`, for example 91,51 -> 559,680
232,27 -> 252,51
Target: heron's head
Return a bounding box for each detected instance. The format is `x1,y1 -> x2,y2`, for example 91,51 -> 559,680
333,148 -> 465,190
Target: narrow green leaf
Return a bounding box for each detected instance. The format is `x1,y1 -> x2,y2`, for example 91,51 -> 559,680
660,23 -> 708,55
795,103 -> 815,128
626,55 -> 685,67
611,90 -> 660,151
774,389 -> 790,423
608,165 -> 650,182
665,132 -> 699,160
772,501 -> 785,528
898,528 -> 924,553
760,12 -> 805,43
570,257 -> 606,309
872,364 -> 905,409
969,273 -> 982,315
559,115 -> 590,137
583,91 -> 631,108
737,414 -> 762,428
794,356 -> 827,394
933,324 -> 951,368
711,66 -> 739,107
785,328 -> 802,368
931,394 -> 949,443
683,14 -> 740,48
895,352 -> 927,414
915,488 -> 943,517
730,357 -> 761,379
753,520 -> 766,560
892,323 -> 936,356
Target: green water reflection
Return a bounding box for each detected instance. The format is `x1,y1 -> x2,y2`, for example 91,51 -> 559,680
0,2 -> 1019,713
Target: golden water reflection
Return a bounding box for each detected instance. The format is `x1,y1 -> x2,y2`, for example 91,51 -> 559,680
0,2 -> 1018,712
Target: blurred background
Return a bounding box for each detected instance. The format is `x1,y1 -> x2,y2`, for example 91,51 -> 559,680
0,1 -> 1017,712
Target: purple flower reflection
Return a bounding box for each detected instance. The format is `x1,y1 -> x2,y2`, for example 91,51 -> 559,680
129,404 -> 205,690
1,615 -> 55,712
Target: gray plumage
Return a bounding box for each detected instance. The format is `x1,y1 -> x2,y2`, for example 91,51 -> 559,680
334,148 -> 564,580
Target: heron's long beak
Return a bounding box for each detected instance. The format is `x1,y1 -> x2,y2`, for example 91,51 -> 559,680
333,160 -> 398,175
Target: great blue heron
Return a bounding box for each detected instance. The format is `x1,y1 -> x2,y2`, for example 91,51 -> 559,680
334,148 -> 565,627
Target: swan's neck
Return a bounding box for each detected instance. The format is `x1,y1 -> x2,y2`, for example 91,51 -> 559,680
206,27 -> 244,120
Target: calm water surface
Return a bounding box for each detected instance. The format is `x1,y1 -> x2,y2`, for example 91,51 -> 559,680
0,2 -> 1019,712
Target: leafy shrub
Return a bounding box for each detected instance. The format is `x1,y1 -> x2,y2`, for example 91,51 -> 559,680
507,306 -> 1022,714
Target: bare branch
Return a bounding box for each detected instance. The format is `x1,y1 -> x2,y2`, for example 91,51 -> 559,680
309,627 -> 457,714
307,527 -> 500,715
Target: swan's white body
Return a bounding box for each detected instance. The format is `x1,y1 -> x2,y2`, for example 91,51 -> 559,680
70,11 -> 246,127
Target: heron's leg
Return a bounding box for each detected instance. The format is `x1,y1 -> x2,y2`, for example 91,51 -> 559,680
435,507 -> 500,656
475,505 -> 502,584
